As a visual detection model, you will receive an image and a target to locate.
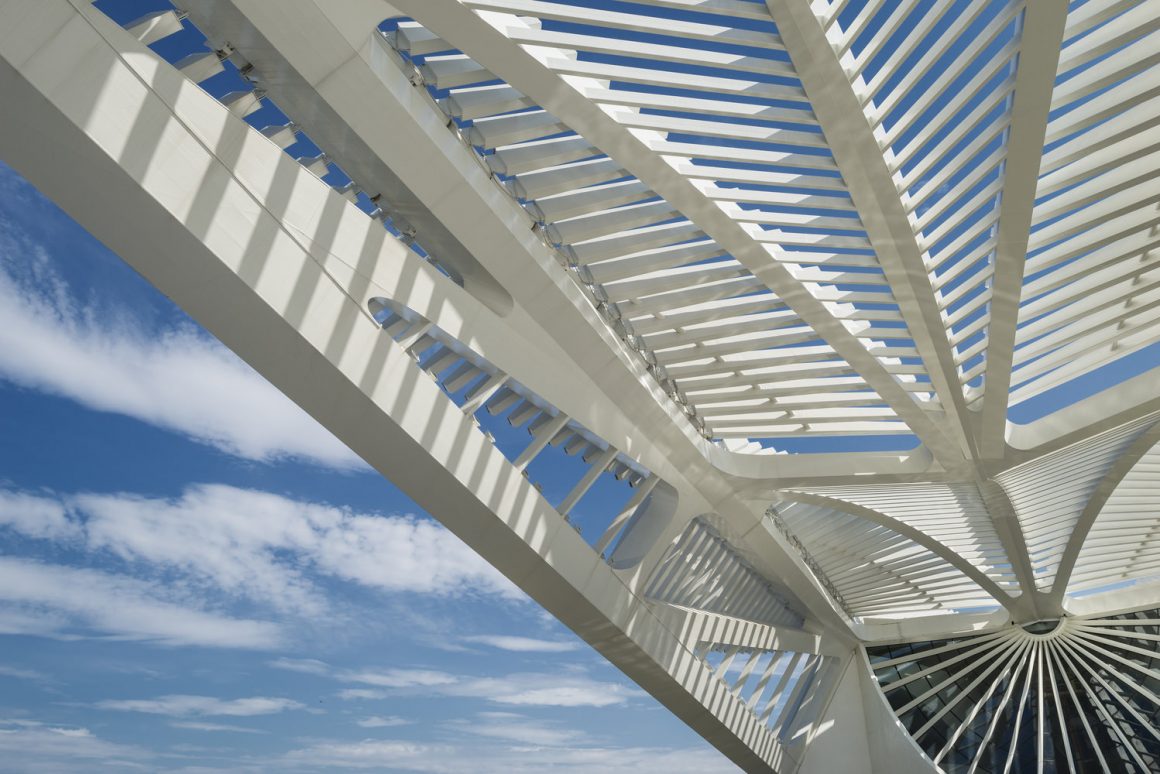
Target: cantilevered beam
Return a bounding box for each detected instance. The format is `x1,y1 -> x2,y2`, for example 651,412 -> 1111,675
977,0 -> 1069,459
176,0 -> 860,636
393,0 -> 967,472
763,0 -> 978,462
0,3 -> 818,768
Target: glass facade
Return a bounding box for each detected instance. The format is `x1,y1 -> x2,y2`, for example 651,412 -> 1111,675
867,607 -> 1160,773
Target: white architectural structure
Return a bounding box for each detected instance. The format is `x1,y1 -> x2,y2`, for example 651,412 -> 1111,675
1,0 -> 1158,770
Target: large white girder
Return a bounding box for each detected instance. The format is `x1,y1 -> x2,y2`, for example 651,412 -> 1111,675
977,0 -> 1068,459
0,3 -> 870,770
7,0 -> 1160,771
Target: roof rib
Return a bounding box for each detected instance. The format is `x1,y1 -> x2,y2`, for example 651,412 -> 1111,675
1052,420 -> 1160,603
978,0 -> 1069,460
392,0 -> 965,468
762,0 -> 979,462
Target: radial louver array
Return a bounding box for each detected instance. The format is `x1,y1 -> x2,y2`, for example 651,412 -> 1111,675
869,608 -> 1160,773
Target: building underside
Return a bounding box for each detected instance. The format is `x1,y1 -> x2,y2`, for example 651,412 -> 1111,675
2,0 -> 1159,770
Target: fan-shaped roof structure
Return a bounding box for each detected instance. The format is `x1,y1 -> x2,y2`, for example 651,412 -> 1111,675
3,0 -> 1159,770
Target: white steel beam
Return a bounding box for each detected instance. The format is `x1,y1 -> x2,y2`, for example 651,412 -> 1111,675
173,0 -> 862,635
977,0 -> 1069,460
392,0 -> 967,473
762,0 -> 978,462
973,478 -> 1058,620
0,3 -> 848,769
180,0 -> 939,507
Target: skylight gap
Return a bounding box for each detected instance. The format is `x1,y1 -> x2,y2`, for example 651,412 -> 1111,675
545,0 -> 776,30
540,18 -> 790,62
607,81 -> 811,113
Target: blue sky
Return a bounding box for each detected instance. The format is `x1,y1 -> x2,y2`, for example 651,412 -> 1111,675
0,160 -> 735,772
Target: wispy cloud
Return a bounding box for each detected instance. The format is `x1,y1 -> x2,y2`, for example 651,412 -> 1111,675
0,665 -> 48,681
267,658 -> 331,676
356,715 -> 411,729
335,688 -> 390,701
446,672 -> 638,708
97,695 -> 303,717
170,721 -> 268,734
0,238 -> 363,470
463,635 -> 580,653
284,659 -> 636,708
282,739 -> 453,770
0,491 -> 75,541
453,712 -> 583,746
0,558 -> 281,649
342,669 -> 459,688
0,719 -> 150,768
0,483 -> 520,627
280,737 -> 737,773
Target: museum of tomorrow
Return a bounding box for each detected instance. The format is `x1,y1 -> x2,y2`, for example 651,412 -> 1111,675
2,0 -> 1159,770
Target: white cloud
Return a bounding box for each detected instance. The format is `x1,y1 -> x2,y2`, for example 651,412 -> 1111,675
295,659 -> 634,709
342,669 -> 458,689
0,665 -> 47,681
0,558 -> 281,649
463,635 -> 580,653
268,658 -> 331,676
280,737 -> 737,773
0,484 -> 520,623
0,607 -> 70,639
356,716 -> 411,728
0,720 -> 150,769
0,244 -> 362,470
97,695 -> 303,717
455,712 -> 582,746
0,491 -> 77,541
76,486 -> 327,616
170,721 -> 267,734
335,689 -> 390,701
448,673 -> 637,707
282,739 -> 453,770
